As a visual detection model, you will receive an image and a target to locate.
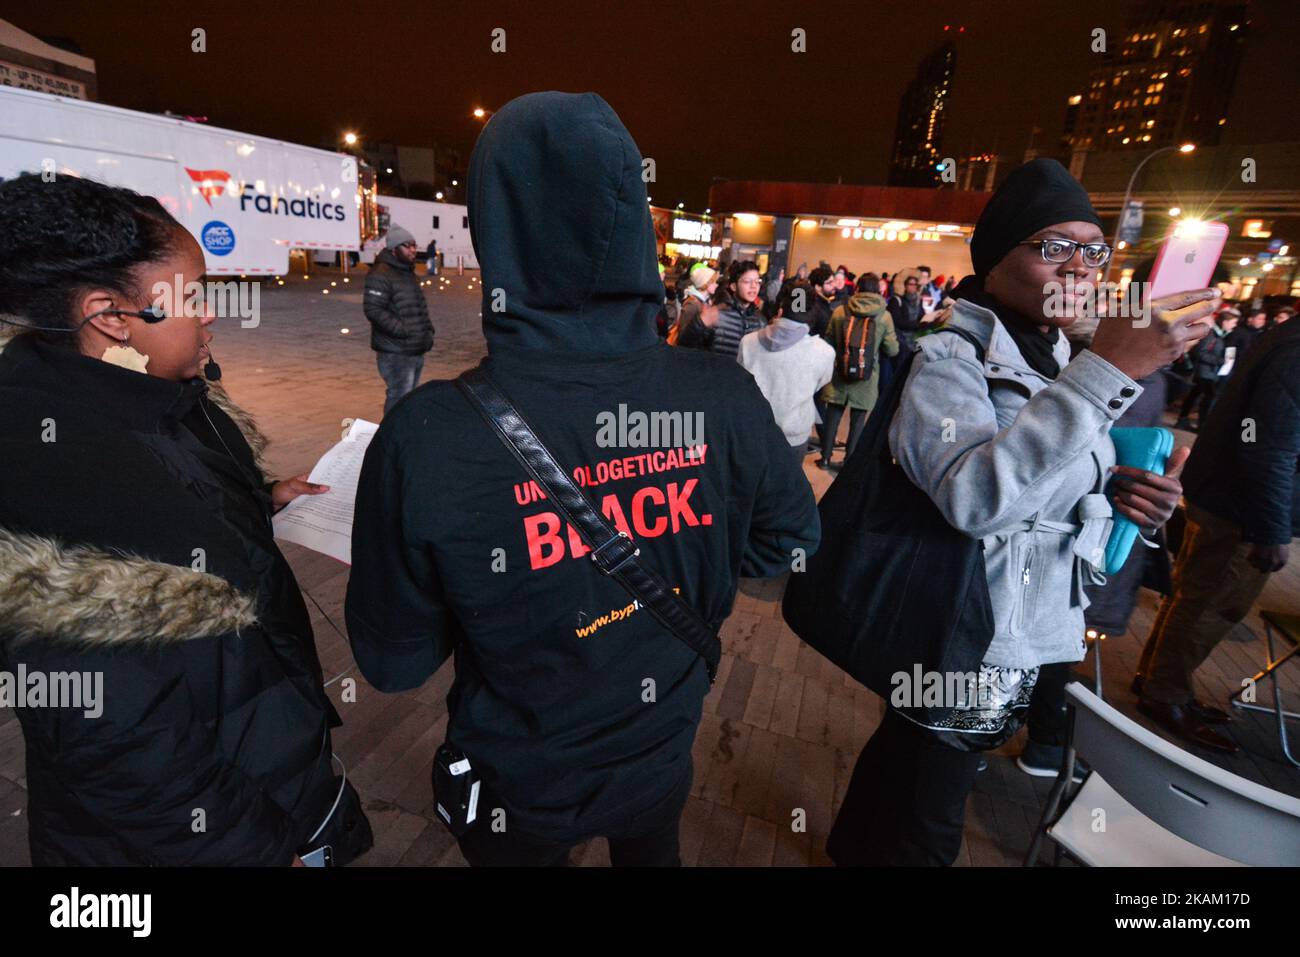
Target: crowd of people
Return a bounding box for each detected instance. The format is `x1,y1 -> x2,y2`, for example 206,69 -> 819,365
656,255 -> 960,470
0,90 -> 1296,869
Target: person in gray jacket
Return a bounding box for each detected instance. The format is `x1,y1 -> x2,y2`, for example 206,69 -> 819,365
363,225 -> 435,414
826,159 -> 1219,866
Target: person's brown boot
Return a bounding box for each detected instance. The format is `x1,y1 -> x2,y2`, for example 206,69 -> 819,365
1137,698 -> 1239,754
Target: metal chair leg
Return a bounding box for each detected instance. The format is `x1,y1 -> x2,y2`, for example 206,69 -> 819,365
1093,632 -> 1104,702
1024,709 -> 1077,866
1228,622 -> 1300,769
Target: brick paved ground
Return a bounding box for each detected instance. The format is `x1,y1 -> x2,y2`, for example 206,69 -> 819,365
1,265 -> 1296,866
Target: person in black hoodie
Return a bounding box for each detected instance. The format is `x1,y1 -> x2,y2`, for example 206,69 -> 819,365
0,173 -> 371,865
345,91 -> 820,867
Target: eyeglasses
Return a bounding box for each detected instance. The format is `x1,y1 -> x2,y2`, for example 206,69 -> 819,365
1019,238 -> 1112,268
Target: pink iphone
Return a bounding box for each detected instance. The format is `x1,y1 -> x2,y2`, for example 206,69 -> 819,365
1146,220 -> 1230,303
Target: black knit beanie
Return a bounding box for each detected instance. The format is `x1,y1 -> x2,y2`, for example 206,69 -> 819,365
970,159 -> 1103,276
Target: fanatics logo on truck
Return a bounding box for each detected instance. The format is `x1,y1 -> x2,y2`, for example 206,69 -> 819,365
184,167 -> 234,206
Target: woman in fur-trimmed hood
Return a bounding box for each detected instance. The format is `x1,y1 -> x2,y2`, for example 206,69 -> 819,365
0,173 -> 371,866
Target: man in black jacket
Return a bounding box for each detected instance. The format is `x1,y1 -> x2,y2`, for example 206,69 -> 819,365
1136,319 -> 1300,753
364,225 -> 434,414
345,91 -> 820,867
807,266 -> 836,340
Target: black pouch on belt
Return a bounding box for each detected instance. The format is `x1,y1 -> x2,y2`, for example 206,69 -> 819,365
432,744 -> 481,837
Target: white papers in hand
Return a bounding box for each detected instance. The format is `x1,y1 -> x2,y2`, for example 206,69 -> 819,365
272,418 -> 379,564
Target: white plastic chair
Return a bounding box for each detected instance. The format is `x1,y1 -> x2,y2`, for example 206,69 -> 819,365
1024,683 -> 1300,866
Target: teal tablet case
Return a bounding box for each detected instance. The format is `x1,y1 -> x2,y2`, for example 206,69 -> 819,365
1105,427 -> 1175,574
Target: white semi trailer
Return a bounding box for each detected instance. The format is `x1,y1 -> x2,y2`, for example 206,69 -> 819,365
0,85 -> 378,275
353,194 -> 480,270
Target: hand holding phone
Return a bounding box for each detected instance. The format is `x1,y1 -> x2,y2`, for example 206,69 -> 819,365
1091,287 -> 1219,381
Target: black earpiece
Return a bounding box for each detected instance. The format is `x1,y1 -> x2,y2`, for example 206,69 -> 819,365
0,305 -> 169,335
91,305 -> 168,323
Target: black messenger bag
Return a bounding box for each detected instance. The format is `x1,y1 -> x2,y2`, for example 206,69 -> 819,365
782,326 -> 996,734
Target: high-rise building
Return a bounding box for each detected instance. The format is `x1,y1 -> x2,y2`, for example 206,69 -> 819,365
888,41 -> 956,188
1062,0 -> 1249,154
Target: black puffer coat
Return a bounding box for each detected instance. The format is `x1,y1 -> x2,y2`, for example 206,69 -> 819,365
0,332 -> 371,866
1188,327 -> 1228,381
1183,320 -> 1300,545
363,249 -> 434,355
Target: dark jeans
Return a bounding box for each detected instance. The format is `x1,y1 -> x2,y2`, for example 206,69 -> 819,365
813,396 -> 828,446
458,764 -> 692,867
1025,661 -> 1073,747
820,403 -> 867,464
1178,378 -> 1217,423
376,351 -> 425,414
827,709 -> 982,866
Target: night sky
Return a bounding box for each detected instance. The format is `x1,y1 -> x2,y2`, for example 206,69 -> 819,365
5,0 -> 1288,209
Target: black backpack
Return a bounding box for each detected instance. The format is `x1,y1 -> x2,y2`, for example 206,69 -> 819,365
839,311 -> 875,381
782,326 -> 996,740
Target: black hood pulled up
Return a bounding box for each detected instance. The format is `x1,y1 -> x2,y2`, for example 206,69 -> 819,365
467,91 -> 663,357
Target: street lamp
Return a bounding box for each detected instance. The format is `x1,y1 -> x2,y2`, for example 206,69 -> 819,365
343,131 -> 358,146
472,107 -> 492,120
1103,142 -> 1196,285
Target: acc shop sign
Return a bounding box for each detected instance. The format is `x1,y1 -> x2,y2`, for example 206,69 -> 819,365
201,220 -> 235,256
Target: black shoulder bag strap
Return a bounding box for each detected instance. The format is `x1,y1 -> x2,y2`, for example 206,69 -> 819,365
455,366 -> 721,684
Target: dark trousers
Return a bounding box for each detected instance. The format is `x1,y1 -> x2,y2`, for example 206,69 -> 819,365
827,709 -> 981,866
820,403 -> 867,464
457,765 -> 692,867
1138,504 -> 1271,706
1178,378 -> 1217,423
376,351 -> 425,414
1025,661 -> 1072,747
813,396 -> 828,446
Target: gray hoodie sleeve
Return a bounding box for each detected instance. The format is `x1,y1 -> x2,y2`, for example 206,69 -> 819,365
888,335 -> 1141,539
